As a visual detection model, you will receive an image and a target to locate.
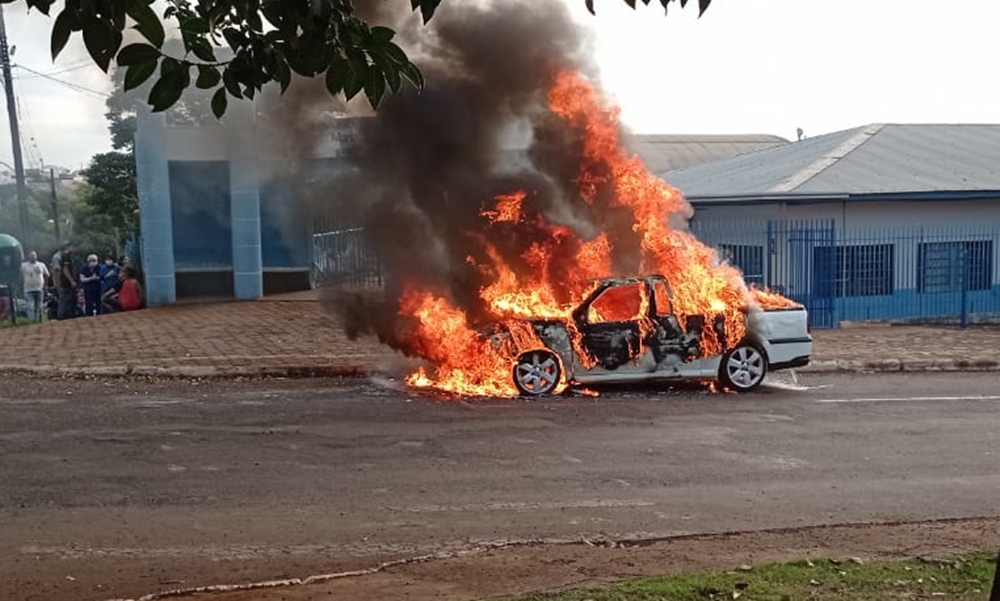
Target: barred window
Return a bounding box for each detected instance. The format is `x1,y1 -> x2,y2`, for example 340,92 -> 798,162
814,244 -> 894,298
918,241 -> 993,293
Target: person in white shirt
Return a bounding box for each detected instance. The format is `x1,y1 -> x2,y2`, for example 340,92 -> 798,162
20,251 -> 50,322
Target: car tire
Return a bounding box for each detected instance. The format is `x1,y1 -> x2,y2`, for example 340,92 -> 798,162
512,349 -> 562,396
718,342 -> 768,392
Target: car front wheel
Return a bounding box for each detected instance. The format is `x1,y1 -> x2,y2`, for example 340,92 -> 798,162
719,343 -> 767,392
513,349 -> 562,396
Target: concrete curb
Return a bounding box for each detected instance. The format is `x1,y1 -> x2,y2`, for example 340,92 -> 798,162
0,363 -> 374,380
799,358 -> 1000,373
1,358 -> 998,380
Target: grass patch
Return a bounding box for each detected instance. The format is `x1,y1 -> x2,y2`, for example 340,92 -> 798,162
511,553 -> 996,601
0,317 -> 32,329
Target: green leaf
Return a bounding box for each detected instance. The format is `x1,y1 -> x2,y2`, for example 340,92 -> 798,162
113,7 -> 127,31
222,27 -> 245,50
211,88 -> 228,118
147,70 -> 186,112
383,42 -> 408,66
123,59 -> 158,91
398,60 -> 424,90
81,18 -> 117,72
127,1 -> 165,48
206,4 -> 231,31
370,26 -> 395,43
116,42 -> 160,66
324,57 -> 350,95
372,53 -> 400,95
343,69 -> 363,101
51,8 -> 77,60
222,69 -> 242,98
363,65 -> 386,109
345,49 -> 368,78
196,64 -> 221,89
26,0 -> 54,15
160,56 -> 183,74
189,38 -> 217,62
416,0 -> 442,24
183,16 -> 210,34
274,55 -> 291,93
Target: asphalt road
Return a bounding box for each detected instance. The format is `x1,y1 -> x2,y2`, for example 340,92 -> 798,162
2,372 -> 1000,600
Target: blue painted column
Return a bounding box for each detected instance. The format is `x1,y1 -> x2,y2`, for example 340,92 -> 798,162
135,110 -> 176,306
228,100 -> 263,300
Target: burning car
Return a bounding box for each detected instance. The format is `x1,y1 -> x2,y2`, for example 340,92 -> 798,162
384,71 -> 811,398
482,275 -> 812,395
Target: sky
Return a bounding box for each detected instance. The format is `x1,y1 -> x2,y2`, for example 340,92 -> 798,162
2,0 -> 1000,169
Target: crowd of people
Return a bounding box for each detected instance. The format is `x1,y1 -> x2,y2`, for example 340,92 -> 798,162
19,241 -> 144,322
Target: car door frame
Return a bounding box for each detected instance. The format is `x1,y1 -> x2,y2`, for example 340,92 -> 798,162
570,278 -> 657,374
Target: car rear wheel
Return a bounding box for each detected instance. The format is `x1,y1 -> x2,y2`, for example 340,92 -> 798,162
719,343 -> 767,392
513,350 -> 562,396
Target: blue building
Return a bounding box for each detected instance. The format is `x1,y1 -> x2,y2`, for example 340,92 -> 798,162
134,104 -> 358,305
664,124 -> 1000,326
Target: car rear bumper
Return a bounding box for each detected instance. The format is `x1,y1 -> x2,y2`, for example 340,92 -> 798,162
770,355 -> 811,370
763,337 -> 812,371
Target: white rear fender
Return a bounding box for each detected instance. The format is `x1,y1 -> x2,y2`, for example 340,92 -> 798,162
746,307 -> 813,370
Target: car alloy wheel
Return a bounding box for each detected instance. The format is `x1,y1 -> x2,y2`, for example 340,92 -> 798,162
513,349 -> 562,396
720,343 -> 767,392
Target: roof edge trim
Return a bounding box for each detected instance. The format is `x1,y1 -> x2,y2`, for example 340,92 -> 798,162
767,124 -> 884,193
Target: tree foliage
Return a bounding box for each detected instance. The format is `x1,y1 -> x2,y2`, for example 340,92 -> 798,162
4,0 -> 712,118
80,151 -> 139,240
0,184 -> 62,254
66,183 -> 129,257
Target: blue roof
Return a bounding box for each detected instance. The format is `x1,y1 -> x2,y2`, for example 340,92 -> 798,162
661,124 -> 1000,202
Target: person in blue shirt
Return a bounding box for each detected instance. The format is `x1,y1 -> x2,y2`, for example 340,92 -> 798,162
79,254 -> 103,317
99,255 -> 120,314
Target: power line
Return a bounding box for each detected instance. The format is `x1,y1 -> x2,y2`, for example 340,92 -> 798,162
12,63 -> 111,99
14,61 -> 92,78
12,82 -> 44,168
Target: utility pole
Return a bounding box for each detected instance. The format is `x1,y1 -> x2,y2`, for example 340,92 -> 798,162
0,3 -> 29,247
49,168 -> 60,243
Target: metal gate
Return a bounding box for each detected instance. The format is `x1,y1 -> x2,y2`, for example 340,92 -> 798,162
694,218 -> 838,328
310,228 -> 383,289
780,220 -> 836,329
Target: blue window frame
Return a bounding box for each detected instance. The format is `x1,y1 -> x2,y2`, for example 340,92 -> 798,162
814,244 -> 894,298
917,240 -> 993,293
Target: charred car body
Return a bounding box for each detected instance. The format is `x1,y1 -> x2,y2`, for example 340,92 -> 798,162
487,275 -> 812,395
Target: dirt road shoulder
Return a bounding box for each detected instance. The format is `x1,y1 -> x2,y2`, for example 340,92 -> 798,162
107,518 -> 999,601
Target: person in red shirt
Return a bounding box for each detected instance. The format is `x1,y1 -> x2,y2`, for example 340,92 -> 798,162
101,267 -> 144,313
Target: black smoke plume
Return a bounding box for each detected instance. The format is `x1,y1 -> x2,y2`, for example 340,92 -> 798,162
320,0 -> 647,351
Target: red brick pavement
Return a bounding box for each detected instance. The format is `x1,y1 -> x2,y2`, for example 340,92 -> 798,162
0,298 -> 396,375
0,296 -> 997,376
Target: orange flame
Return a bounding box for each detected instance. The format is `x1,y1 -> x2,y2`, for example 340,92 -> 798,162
483,191 -> 526,224
399,70 -> 797,397
547,71 -> 750,355
750,286 -> 803,310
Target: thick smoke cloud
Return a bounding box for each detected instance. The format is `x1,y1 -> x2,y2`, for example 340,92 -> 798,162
317,0 -> 656,351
